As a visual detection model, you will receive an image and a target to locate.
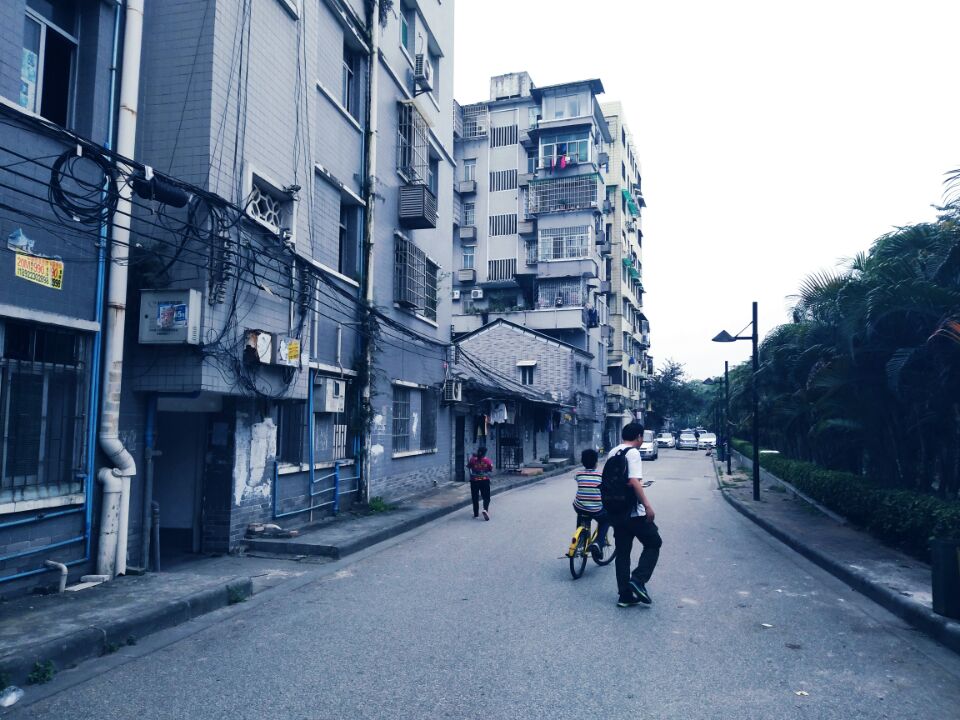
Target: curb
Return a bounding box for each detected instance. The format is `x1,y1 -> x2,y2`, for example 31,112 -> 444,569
0,577 -> 252,687
246,464 -> 574,560
717,473 -> 960,656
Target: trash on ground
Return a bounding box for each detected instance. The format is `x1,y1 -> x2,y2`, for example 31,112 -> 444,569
0,686 -> 24,708
795,690 -> 809,696
761,623 -> 774,628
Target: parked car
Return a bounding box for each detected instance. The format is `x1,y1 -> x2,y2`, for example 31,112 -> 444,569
698,432 -> 717,449
639,430 -> 659,460
677,432 -> 698,450
656,432 -> 675,448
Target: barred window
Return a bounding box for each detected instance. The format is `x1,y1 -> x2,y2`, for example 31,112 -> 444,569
247,177 -> 292,236
538,226 -> 592,261
489,213 -> 517,236
420,388 -> 438,450
392,386 -> 411,453
394,235 -> 439,319
487,258 -> 517,282
536,278 -> 586,308
397,102 -> 430,183
489,125 -> 518,148
527,174 -> 602,215
277,402 -> 305,465
489,169 -> 517,192
0,321 -> 86,498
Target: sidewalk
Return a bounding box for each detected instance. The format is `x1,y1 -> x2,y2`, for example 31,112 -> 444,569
0,464 -> 573,694
717,453 -> 960,655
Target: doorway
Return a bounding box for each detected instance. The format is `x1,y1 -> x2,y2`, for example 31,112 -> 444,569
455,416 -> 465,482
154,412 -> 207,555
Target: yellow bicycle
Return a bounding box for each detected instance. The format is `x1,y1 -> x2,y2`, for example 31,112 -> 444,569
567,514 -> 616,579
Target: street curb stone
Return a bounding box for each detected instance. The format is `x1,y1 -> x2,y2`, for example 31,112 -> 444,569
245,465 -> 573,559
717,472 -> 960,656
0,577 -> 252,687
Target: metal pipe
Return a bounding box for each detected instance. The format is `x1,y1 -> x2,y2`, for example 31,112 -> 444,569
333,461 -> 341,515
0,537 -> 85,565
96,469 -> 123,575
0,507 -> 83,531
725,360 -> 731,476
751,301 -> 760,501
150,502 -> 160,572
308,370 -> 315,523
97,0 -> 145,577
359,0 -> 382,505
1,557 -> 87,585
43,561 -> 68,593
140,394 -> 157,569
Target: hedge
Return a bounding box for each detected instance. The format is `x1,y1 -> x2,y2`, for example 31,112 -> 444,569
730,439 -> 960,560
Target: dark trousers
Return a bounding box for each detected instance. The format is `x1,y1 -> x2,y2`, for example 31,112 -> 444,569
470,479 -> 491,516
575,508 -> 610,548
613,516 -> 662,597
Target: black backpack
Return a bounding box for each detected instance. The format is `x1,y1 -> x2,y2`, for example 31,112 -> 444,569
600,448 -> 633,519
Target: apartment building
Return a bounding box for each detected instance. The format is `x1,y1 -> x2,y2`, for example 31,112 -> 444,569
601,102 -> 651,443
452,72 -> 611,461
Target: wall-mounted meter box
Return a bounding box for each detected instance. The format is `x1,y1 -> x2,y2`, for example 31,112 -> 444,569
139,289 -> 202,345
315,376 -> 346,413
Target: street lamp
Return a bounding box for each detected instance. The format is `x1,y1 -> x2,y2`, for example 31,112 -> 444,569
703,361 -> 732,476
712,302 -> 760,501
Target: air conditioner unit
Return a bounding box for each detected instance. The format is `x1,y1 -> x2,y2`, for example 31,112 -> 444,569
451,290 -> 461,301
414,54 -> 433,92
315,376 -> 346,413
442,379 -> 463,402
470,288 -> 484,299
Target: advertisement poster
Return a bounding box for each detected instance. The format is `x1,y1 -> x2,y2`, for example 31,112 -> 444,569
14,254 -> 64,289
157,301 -> 188,330
20,48 -> 37,111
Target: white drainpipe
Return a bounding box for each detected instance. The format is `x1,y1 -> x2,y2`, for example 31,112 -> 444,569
96,0 -> 144,577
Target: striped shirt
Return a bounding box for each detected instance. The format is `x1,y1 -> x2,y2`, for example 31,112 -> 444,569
573,470 -> 603,514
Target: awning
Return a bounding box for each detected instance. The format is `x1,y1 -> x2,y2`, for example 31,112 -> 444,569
621,188 -> 640,217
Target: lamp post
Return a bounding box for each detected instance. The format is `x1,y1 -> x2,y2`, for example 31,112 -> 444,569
712,302 -> 760,501
703,364 -> 730,474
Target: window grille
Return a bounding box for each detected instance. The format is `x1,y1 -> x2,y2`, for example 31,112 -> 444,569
489,169 -> 518,192
525,240 -> 538,265
536,278 -> 586,308
489,213 -> 517,236
527,174 -> 602,215
397,101 -> 430,183
394,235 -> 438,319
461,103 -> 489,138
487,258 -> 517,282
537,225 -> 592,261
463,202 -> 476,226
247,180 -> 287,233
278,402 -> 305,464
489,125 -> 518,148
392,387 -> 411,453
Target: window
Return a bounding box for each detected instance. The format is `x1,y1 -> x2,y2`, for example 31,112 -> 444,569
536,278 -> 585,308
21,0 -> 78,127
0,321 -> 85,498
489,125 -> 518,148
526,174 -> 602,215
540,132 -> 590,168
392,386 -> 410,453
552,90 -> 582,119
395,235 -> 439,319
537,226 -> 592,261
400,5 -> 414,54
278,402 -> 305,464
342,42 -> 361,119
463,201 -> 475,226
397,102 -> 429,183
527,151 -> 537,175
462,159 -> 476,182
520,366 -> 535,385
461,244 -> 475,269
246,174 -> 293,238
489,213 -> 517,236
420,388 -> 438,451
427,157 -> 439,195
528,107 -> 539,129
338,203 -> 361,280
489,169 -> 517,192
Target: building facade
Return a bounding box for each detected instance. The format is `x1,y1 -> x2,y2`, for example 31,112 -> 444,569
600,101 -> 651,444
451,72 -> 612,459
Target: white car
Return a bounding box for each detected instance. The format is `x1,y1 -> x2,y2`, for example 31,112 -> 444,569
656,432 -> 675,448
677,432 -> 698,450
638,430 -> 659,460
698,433 -> 717,449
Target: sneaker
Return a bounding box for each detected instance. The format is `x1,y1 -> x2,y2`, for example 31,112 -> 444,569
481,510 -> 490,521
617,595 -> 641,608
588,542 -> 601,561
629,580 -> 652,604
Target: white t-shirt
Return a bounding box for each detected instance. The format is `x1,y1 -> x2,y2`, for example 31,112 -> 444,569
607,443 -> 644,517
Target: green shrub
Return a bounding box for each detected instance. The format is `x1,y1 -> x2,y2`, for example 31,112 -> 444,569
730,439 -> 960,560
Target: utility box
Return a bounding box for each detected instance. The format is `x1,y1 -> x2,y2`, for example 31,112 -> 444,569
932,539 -> 960,620
315,376 -> 346,413
139,289 -> 202,345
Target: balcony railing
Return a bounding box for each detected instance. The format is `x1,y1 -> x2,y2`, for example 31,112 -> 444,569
526,173 -> 602,215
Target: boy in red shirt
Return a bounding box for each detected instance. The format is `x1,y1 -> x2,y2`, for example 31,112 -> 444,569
467,446 -> 493,520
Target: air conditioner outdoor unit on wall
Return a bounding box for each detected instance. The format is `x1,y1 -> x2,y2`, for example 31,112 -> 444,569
442,379 -> 463,402
414,54 -> 433,93
470,288 -> 484,299
315,376 -> 346,413
452,290 -> 461,301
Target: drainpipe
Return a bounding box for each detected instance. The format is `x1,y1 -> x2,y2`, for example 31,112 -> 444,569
43,561 -> 68,593
359,0 -> 381,504
307,369 -> 315,523
139,394 -> 158,570
97,0 -> 144,578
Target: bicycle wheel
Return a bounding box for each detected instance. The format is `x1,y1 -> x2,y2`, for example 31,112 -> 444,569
593,525 -> 617,566
569,531 -> 588,579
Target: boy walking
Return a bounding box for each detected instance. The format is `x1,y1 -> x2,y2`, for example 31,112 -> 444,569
572,449 -> 610,560
467,446 -> 493,520
604,423 -> 662,607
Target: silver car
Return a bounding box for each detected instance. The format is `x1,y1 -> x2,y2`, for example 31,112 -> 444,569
639,430 -> 659,460
677,432 -> 698,450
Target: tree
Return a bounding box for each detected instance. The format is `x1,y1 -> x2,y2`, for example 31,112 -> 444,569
646,359 -> 710,431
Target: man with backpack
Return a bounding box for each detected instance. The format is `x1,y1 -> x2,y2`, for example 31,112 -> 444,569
602,422 -> 662,607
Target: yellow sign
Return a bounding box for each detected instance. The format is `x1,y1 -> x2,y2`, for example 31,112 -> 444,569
14,254 -> 63,289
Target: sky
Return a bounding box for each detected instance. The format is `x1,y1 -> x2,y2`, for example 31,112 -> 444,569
452,0 -> 960,380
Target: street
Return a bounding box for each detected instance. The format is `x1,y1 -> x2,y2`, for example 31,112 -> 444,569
12,451 -> 960,719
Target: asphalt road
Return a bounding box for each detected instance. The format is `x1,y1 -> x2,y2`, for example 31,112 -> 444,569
12,450 -> 960,719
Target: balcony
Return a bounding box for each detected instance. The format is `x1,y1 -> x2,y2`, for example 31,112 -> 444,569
527,174 -> 603,216
399,184 -> 438,229
600,280 -> 611,294
518,219 -> 536,235
487,306 -> 589,332
518,172 -> 533,187
457,268 -> 477,283
457,180 -> 477,194
459,225 -> 477,242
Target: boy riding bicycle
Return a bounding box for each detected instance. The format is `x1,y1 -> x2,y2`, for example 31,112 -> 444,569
573,449 -> 610,561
